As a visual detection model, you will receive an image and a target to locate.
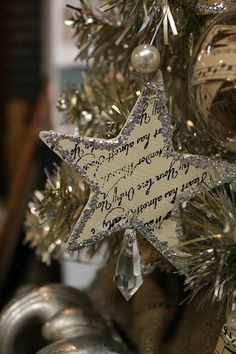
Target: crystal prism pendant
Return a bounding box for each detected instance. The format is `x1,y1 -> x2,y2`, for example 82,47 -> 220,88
113,229 -> 143,301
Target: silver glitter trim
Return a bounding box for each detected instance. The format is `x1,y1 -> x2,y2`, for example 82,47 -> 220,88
40,71 -> 236,270
195,1 -> 233,15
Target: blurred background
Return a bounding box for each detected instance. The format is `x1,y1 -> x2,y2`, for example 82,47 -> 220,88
0,0 -> 98,306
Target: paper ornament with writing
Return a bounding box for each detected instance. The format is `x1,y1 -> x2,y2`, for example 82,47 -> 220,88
40,72 -> 236,268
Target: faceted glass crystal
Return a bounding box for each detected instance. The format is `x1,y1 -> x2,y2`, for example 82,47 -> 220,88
113,229 -> 143,301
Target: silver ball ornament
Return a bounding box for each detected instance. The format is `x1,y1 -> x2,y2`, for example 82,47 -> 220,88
131,44 -> 161,74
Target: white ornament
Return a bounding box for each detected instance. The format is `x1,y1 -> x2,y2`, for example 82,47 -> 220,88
131,44 -> 161,74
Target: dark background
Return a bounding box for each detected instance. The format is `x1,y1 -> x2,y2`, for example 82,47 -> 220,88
0,0 -> 61,306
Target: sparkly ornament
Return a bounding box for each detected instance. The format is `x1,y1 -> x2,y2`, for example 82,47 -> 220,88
195,0 -> 234,15
131,44 -> 161,74
40,72 -> 236,269
189,8 -> 236,152
113,229 -> 143,301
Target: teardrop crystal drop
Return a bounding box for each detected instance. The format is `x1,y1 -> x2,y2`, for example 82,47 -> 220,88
113,229 -> 143,301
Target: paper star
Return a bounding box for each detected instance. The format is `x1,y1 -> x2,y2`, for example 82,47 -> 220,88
40,72 -> 236,267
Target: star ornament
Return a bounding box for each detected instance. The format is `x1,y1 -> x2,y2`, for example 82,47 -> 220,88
40,72 -> 236,267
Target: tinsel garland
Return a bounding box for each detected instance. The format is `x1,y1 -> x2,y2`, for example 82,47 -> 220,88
69,0 -> 166,73
25,164 -> 88,264
57,68 -> 143,138
178,180 -> 236,314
